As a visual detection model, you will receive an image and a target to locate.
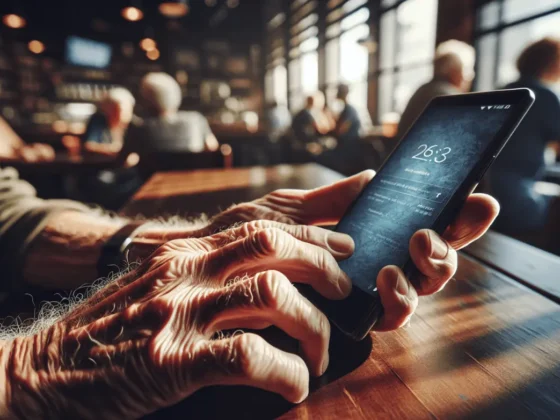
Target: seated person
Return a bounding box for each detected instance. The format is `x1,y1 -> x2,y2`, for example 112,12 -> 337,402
397,40 -> 475,139
0,117 -> 55,162
121,72 -> 218,159
83,88 -> 136,155
310,91 -> 336,135
265,99 -> 292,141
291,93 -> 333,153
489,37 -> 560,240
333,83 -> 362,143
0,166 -> 498,417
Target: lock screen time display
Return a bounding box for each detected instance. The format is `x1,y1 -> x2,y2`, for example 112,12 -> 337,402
337,104 -> 513,295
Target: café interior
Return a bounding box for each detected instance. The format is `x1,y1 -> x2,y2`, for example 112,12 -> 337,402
0,0 -> 559,418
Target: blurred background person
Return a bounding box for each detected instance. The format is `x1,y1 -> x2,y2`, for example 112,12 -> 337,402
0,117 -> 55,162
489,37 -> 560,245
310,91 -> 335,135
121,72 -> 218,159
264,99 -> 291,141
397,40 -> 475,139
82,87 -> 136,156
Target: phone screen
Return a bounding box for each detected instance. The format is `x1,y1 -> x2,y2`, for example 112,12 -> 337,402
337,102 -> 516,295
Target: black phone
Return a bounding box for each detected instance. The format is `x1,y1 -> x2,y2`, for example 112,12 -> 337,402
304,89 -> 535,340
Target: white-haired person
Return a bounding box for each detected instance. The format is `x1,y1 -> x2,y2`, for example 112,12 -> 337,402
396,40 -> 476,139
120,72 -> 218,159
83,87 -> 136,155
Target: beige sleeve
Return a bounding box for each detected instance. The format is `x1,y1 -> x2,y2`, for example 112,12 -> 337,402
0,167 -> 89,292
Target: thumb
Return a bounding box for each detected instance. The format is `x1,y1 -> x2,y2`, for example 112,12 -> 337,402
302,170 -> 375,225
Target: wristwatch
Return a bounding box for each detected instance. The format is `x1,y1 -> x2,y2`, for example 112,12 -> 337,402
97,221 -> 146,278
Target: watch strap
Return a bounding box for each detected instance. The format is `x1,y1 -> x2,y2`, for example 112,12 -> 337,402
97,221 -> 146,278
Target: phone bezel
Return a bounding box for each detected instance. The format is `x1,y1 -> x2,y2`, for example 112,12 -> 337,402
325,88 -> 535,340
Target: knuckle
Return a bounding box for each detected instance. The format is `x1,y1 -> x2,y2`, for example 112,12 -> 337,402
231,334 -> 265,377
250,228 -> 288,257
256,271 -> 293,309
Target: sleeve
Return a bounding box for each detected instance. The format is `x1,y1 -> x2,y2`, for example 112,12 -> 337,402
0,167 -> 89,292
543,90 -> 560,141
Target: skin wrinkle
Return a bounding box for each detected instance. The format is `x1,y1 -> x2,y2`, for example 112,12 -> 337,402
0,173 -> 498,417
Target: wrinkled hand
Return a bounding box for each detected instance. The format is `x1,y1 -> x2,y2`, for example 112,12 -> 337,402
7,222 -> 357,418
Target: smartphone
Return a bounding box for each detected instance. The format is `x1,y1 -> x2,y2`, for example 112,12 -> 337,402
304,89 -> 534,340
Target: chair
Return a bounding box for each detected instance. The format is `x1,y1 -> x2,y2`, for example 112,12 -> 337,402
137,144 -> 233,180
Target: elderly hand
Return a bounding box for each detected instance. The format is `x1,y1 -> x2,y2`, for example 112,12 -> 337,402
4,222 -> 354,418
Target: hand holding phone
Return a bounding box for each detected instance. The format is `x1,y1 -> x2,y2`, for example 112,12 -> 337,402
308,89 -> 534,340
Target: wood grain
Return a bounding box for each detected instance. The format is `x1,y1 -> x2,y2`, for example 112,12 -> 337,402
123,164 -> 560,420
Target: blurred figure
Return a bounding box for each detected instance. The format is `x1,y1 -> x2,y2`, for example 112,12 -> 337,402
83,88 -> 136,155
490,37 -> 560,242
333,83 -> 362,143
264,100 -> 291,141
291,95 -> 320,147
0,117 -> 55,162
122,72 -> 218,158
310,91 -> 335,135
397,40 -> 475,139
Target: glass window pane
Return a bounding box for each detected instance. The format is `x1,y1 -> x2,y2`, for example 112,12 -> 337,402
347,81 -> 369,119
326,22 -> 341,38
289,58 -> 301,91
301,51 -> 319,93
396,0 -> 438,66
379,9 -> 396,70
475,33 -> 498,91
340,24 -> 370,83
503,0 -> 560,24
300,35 -> 319,53
343,0 -> 368,13
378,72 -> 395,119
341,7 -> 370,31
394,64 -> 433,113
477,1 -> 500,30
497,11 -> 560,86
381,0 -> 399,9
326,38 -> 339,84
273,65 -> 288,105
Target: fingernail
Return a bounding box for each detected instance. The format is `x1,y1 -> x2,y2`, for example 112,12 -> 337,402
321,353 -> 330,375
428,231 -> 448,260
395,270 -> 409,296
338,271 -> 353,297
327,232 -> 354,255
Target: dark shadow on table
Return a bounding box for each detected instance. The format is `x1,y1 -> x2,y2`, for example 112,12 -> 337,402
144,326 -> 372,420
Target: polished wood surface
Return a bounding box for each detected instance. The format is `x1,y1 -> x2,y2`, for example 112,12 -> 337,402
0,154 -> 118,174
121,164 -> 560,420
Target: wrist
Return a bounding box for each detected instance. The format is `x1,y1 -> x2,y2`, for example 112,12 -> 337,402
127,223 -> 210,262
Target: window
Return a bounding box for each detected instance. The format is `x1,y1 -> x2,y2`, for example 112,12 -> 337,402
324,1 -> 371,127
377,0 -> 438,120
288,0 -> 319,111
475,1 -> 560,90
264,1 -> 289,106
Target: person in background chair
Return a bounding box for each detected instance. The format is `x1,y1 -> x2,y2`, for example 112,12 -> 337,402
0,117 -> 55,162
265,100 -> 292,141
489,37 -> 560,245
83,88 -> 136,156
121,72 -> 218,159
397,40 -> 475,139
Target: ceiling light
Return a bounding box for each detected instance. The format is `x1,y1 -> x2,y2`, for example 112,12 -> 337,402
28,40 -> 45,54
3,14 -> 26,29
122,6 -> 144,21
159,0 -> 189,17
147,48 -> 160,60
140,37 -> 157,51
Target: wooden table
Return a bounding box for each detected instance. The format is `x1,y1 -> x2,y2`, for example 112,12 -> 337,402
121,164 -> 560,420
0,154 -> 118,175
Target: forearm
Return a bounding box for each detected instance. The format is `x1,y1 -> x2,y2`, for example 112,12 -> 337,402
0,340 -> 11,418
22,211 -> 210,290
